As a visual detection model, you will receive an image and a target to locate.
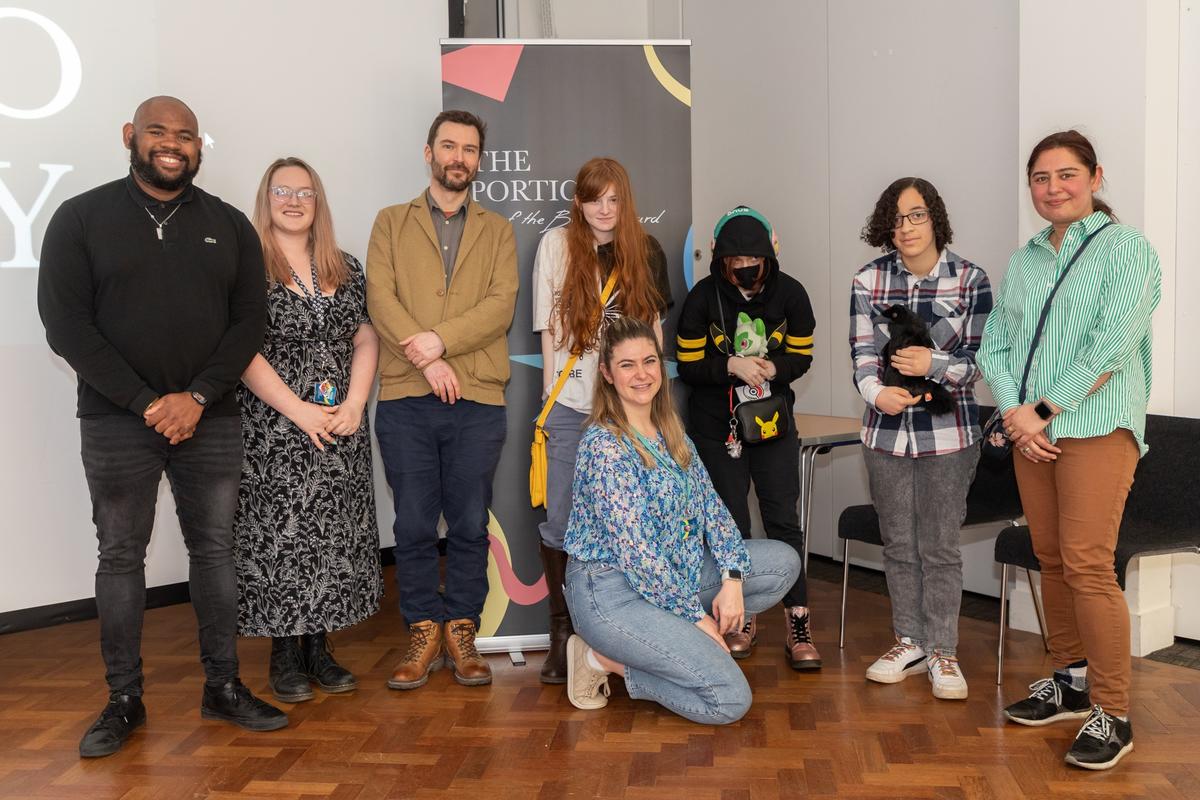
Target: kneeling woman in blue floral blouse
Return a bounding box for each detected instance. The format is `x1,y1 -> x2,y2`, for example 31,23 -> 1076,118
562,316 -> 801,724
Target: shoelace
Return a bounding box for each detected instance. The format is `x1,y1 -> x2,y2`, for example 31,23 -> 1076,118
401,625 -> 437,662
879,640 -> 917,662
929,655 -> 962,678
309,637 -> 338,672
740,618 -> 754,635
95,697 -> 135,730
788,611 -> 813,644
1027,677 -> 1062,705
275,642 -> 305,672
1078,706 -> 1112,741
449,623 -> 481,659
585,669 -> 612,699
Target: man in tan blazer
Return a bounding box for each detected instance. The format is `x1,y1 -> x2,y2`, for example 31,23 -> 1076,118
366,110 -> 517,691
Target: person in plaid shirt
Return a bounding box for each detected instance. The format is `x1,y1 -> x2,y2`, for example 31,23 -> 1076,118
847,177 -> 991,701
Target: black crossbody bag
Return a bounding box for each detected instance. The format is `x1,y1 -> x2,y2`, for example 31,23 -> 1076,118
981,223 -> 1112,461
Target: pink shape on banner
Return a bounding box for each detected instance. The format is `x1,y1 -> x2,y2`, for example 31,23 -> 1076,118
441,44 -> 524,102
488,533 -> 548,605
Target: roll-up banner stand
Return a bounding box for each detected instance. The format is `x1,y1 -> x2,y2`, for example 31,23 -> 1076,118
439,39 -> 693,655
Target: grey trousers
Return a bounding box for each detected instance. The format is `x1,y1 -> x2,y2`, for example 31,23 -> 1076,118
861,443 -> 979,655
538,402 -> 589,550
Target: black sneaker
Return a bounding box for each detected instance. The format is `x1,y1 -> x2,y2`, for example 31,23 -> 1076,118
1064,705 -> 1133,770
79,693 -> 146,758
201,680 -> 288,731
1003,676 -> 1091,726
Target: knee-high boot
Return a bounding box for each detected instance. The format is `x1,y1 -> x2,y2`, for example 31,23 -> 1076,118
539,544 -> 573,684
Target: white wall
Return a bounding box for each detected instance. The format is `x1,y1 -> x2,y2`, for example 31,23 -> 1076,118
0,0 -> 445,614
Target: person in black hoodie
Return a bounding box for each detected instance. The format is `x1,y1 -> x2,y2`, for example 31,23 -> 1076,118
675,206 -> 819,669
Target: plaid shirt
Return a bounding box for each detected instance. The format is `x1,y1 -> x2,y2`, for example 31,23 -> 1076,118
849,249 -> 992,457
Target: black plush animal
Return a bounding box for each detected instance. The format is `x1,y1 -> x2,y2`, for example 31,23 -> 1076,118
880,304 -> 955,416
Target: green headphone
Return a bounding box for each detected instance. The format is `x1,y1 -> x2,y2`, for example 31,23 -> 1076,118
712,205 -> 774,241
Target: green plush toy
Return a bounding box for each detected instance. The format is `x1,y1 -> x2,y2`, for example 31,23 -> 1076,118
733,312 -> 768,358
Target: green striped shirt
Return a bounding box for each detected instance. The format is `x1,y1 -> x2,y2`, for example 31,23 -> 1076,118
978,211 -> 1161,455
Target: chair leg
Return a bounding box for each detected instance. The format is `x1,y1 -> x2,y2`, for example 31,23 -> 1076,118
997,563 -> 1009,686
839,538 -> 850,649
1025,567 -> 1049,653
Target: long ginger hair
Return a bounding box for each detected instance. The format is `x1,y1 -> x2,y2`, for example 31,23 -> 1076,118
252,157 -> 348,291
589,317 -> 691,470
556,157 -> 662,355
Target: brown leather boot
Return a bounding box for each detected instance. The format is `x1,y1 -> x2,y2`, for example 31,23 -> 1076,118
539,544 -> 572,684
387,620 -> 443,690
723,614 -> 757,659
444,619 -> 492,686
784,606 -> 822,670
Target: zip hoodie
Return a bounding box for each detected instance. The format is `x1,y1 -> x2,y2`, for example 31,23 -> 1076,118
675,211 -> 815,441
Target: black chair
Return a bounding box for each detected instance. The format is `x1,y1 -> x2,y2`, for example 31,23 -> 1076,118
993,524 -> 1047,684
994,414 -> 1200,683
837,408 -> 1025,648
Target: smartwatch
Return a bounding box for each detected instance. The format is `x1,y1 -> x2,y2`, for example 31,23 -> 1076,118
1034,400 -> 1054,421
721,569 -> 744,583
190,391 -> 209,407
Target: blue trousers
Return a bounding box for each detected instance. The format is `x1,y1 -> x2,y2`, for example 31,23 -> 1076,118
565,539 -> 800,725
375,395 -> 506,626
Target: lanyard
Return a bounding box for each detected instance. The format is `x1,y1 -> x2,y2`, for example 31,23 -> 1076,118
289,258 -> 335,370
633,431 -> 694,539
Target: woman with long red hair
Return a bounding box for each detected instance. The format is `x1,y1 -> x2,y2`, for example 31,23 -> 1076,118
531,157 -> 672,683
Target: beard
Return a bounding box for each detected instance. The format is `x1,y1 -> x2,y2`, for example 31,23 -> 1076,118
432,158 -> 476,192
129,133 -> 202,193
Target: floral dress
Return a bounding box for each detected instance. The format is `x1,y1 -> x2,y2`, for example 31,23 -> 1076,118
234,253 -> 382,636
563,424 -> 751,622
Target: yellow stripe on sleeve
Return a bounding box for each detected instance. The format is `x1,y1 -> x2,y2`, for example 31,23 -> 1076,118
677,350 -> 705,362
675,335 -> 706,349
785,334 -> 814,346
786,346 -> 813,355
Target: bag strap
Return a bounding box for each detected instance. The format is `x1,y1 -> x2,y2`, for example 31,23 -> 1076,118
535,268 -> 620,428
1016,222 -> 1113,403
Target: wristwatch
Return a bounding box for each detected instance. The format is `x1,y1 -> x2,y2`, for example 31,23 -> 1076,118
1034,400 -> 1054,421
721,569 -> 744,583
190,391 -> 209,407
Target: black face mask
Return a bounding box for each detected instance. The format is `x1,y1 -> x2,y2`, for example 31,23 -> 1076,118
733,265 -> 762,289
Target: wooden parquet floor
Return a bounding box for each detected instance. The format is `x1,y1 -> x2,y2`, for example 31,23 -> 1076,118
1,569 -> 1198,800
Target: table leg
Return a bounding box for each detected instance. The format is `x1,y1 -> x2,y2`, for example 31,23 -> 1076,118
800,445 -> 819,570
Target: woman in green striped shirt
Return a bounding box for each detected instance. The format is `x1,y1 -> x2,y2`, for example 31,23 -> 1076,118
978,130 -> 1161,771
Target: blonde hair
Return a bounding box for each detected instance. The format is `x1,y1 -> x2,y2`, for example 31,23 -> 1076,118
252,157 -> 348,291
588,316 -> 691,470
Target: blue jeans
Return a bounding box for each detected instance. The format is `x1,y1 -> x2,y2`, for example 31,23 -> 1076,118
80,414 -> 243,695
375,395 -> 506,626
538,402 -> 588,550
565,539 -> 800,725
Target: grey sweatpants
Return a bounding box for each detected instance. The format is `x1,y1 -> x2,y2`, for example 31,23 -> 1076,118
861,443 -> 979,655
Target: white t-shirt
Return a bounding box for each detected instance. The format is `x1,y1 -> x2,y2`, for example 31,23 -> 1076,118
532,227 -> 602,413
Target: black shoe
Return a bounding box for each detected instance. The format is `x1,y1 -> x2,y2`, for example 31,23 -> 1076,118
201,680 -> 288,731
1004,676 -> 1092,726
300,632 -> 356,693
269,636 -> 314,703
1064,705 -> 1133,770
79,693 -> 146,758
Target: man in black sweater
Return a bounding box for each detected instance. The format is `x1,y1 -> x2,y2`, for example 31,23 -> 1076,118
37,96 -> 286,758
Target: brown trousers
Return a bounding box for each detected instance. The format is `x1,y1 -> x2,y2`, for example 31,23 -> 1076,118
1013,428 -> 1138,716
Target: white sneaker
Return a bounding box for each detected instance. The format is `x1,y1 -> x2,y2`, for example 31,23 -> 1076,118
928,653 -> 968,700
865,638 -> 927,684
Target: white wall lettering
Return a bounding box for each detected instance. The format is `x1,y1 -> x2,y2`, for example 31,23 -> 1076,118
0,7 -> 82,120
0,162 -> 74,268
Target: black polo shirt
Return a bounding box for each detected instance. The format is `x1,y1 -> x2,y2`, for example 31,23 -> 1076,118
37,173 -> 266,418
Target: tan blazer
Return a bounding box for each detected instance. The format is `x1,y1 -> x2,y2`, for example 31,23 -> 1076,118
366,192 -> 518,406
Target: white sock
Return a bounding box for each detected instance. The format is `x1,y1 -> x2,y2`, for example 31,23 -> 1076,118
584,647 -> 607,673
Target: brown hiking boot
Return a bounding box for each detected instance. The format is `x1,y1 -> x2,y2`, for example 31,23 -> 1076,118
444,619 -> 492,686
724,614 -> 757,659
387,620 -> 443,690
784,606 -> 822,670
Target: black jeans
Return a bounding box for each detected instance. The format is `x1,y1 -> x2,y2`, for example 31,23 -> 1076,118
80,414 -> 242,695
374,395 -> 507,627
694,431 -> 807,607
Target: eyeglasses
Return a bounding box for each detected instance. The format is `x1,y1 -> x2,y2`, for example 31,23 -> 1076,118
893,209 -> 930,228
269,186 -> 318,204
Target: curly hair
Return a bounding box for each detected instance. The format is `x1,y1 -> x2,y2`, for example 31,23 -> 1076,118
860,177 -> 953,253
